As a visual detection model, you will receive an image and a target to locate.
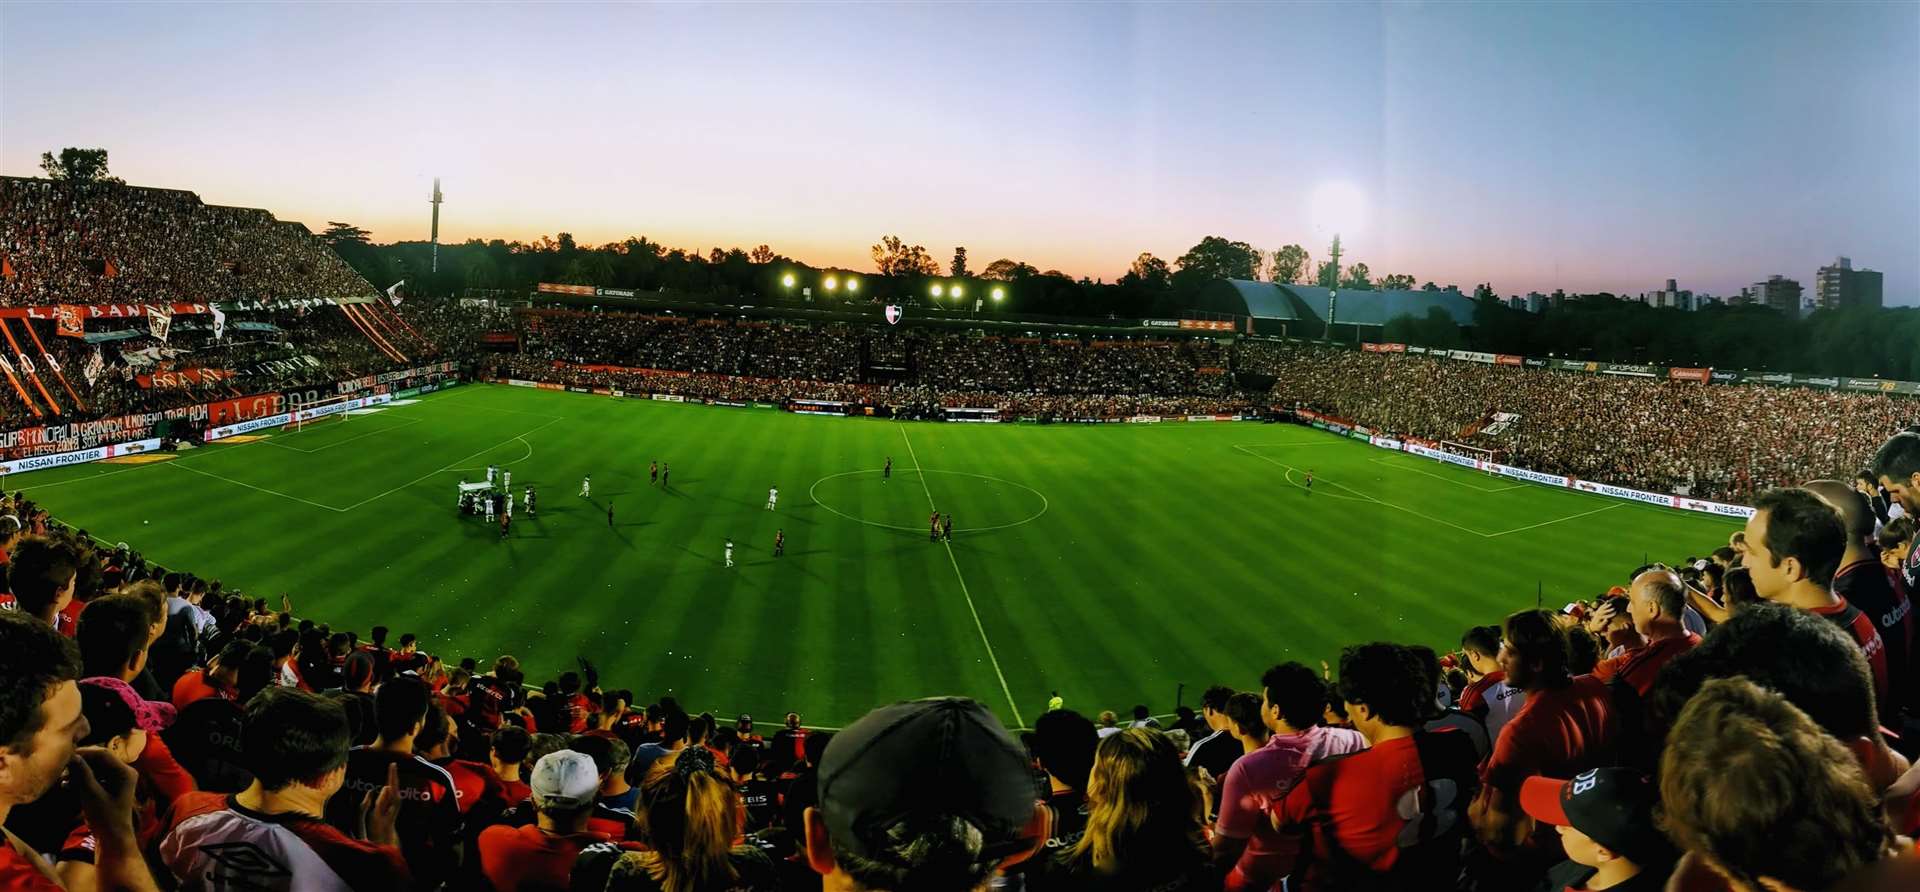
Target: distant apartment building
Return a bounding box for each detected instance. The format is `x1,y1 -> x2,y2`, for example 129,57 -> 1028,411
1640,278 -> 1695,310
1814,256 -> 1884,310
1743,275 -> 1803,317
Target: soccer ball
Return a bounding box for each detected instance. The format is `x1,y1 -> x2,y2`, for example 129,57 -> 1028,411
143,520 -> 150,525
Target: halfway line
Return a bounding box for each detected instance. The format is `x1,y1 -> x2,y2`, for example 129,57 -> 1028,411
898,424 -> 1024,727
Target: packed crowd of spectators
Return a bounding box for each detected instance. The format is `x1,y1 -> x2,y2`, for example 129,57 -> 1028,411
1251,341 -> 1920,503
0,178 -> 376,307
2,432 -> 1919,892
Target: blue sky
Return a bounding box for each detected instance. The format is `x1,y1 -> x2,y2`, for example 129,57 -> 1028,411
2,1 -> 1914,302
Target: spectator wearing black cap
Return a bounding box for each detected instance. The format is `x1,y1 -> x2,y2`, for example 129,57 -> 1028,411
573,746 -> 773,892
1520,769 -> 1672,892
804,697 -> 1046,892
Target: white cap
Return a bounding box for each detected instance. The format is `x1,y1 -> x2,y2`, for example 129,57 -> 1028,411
530,750 -> 600,810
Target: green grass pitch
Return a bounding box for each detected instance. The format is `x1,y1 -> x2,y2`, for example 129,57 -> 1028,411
10,384 -> 1739,728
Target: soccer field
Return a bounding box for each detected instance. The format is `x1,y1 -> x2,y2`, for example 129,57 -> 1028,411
11,384 -> 1739,728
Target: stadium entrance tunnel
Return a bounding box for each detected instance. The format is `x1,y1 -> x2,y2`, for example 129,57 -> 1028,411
809,469 -> 1049,534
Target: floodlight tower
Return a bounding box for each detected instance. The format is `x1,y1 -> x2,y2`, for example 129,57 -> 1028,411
429,178 -> 444,273
1324,234 -> 1342,340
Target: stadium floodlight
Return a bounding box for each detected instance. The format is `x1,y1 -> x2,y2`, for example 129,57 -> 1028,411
951,284 -> 964,298
846,278 -> 860,293
931,283 -> 944,298
991,287 -> 1005,302
781,273 -> 796,288
824,276 -> 838,291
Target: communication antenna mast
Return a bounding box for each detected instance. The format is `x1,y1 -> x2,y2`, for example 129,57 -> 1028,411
429,178 -> 444,273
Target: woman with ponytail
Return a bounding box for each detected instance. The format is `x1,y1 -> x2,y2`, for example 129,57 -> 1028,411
571,746 -> 780,892
1032,727 -> 1218,892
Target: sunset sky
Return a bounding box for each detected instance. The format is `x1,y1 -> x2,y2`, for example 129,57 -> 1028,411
3,2 -> 1915,302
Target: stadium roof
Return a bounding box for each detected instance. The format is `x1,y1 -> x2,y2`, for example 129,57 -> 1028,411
1197,279 -> 1477,327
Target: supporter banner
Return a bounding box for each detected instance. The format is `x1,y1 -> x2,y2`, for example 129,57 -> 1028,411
537,283 -> 596,296
6,302 -> 213,321
0,438 -> 163,476
1369,435 -> 1403,451
1362,342 -> 1408,353
1488,463 -> 1570,488
1448,350 -> 1496,364
1555,359 -> 1597,373
1141,319 -> 1181,328
0,405 -> 205,460
1406,442 -> 1481,470
1179,319 -> 1235,331
1571,479 -> 1676,508
1668,367 -> 1711,383
137,368 -> 234,389
1495,354 -> 1524,366
1599,363 -> 1658,378
55,305 -> 85,338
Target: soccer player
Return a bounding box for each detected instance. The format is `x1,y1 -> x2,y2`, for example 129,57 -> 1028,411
606,502 -> 614,529
661,464 -> 670,488
650,461 -> 658,485
884,457 -> 893,481
485,492 -> 496,523
725,539 -> 734,568
503,469 -> 511,490
929,512 -> 940,542
505,492 -> 513,518
499,511 -> 510,540
767,486 -> 778,511
943,514 -> 955,541
525,487 -> 535,518
1305,469 -> 1315,494
774,529 -> 785,557
580,475 -> 591,498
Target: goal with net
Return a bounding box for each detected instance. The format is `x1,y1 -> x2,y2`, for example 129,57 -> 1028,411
1438,440 -> 1502,472
285,393 -> 360,433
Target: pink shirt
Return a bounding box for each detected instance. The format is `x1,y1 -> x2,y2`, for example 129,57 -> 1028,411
1218,724 -> 1369,892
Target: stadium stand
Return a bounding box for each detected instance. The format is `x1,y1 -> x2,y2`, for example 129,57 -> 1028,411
5,176 -> 1920,891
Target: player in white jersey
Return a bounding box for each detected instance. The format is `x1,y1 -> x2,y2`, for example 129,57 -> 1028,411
725,539 -> 735,568
766,487 -> 778,510
484,492 -> 496,523
580,475 -> 591,497
506,493 -> 513,517
504,469 -> 512,490
526,486 -> 536,517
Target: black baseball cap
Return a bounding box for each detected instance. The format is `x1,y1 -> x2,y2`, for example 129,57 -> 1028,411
818,697 -> 1036,862
1521,768 -> 1666,862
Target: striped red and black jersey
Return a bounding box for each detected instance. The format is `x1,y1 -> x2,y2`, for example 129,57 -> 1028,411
1811,595 -> 1894,714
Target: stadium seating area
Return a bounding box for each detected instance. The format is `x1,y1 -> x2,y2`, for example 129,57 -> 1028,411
3,433 -> 1920,891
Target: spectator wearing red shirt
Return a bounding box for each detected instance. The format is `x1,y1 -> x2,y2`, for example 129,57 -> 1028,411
170,640 -> 253,710
1213,661 -> 1366,892
387,633 -> 428,677
415,705 -> 508,830
1589,570 -> 1700,697
492,724 -> 534,806
159,687 -> 409,891
1273,643 -> 1480,891
1,535 -> 79,634
479,749 -> 612,891
1746,488 -> 1894,711
1471,610 -> 1619,858
321,675 -> 462,889
0,611 -> 160,892
1809,479 -> 1915,717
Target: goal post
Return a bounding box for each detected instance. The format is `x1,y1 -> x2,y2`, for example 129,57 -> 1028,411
1438,440 -> 1501,471
285,393 -> 358,433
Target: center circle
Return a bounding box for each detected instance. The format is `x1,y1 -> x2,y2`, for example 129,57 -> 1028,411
809,469 -> 1049,533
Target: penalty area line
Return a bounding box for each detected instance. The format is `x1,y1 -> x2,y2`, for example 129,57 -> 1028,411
898,424 -> 1024,728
